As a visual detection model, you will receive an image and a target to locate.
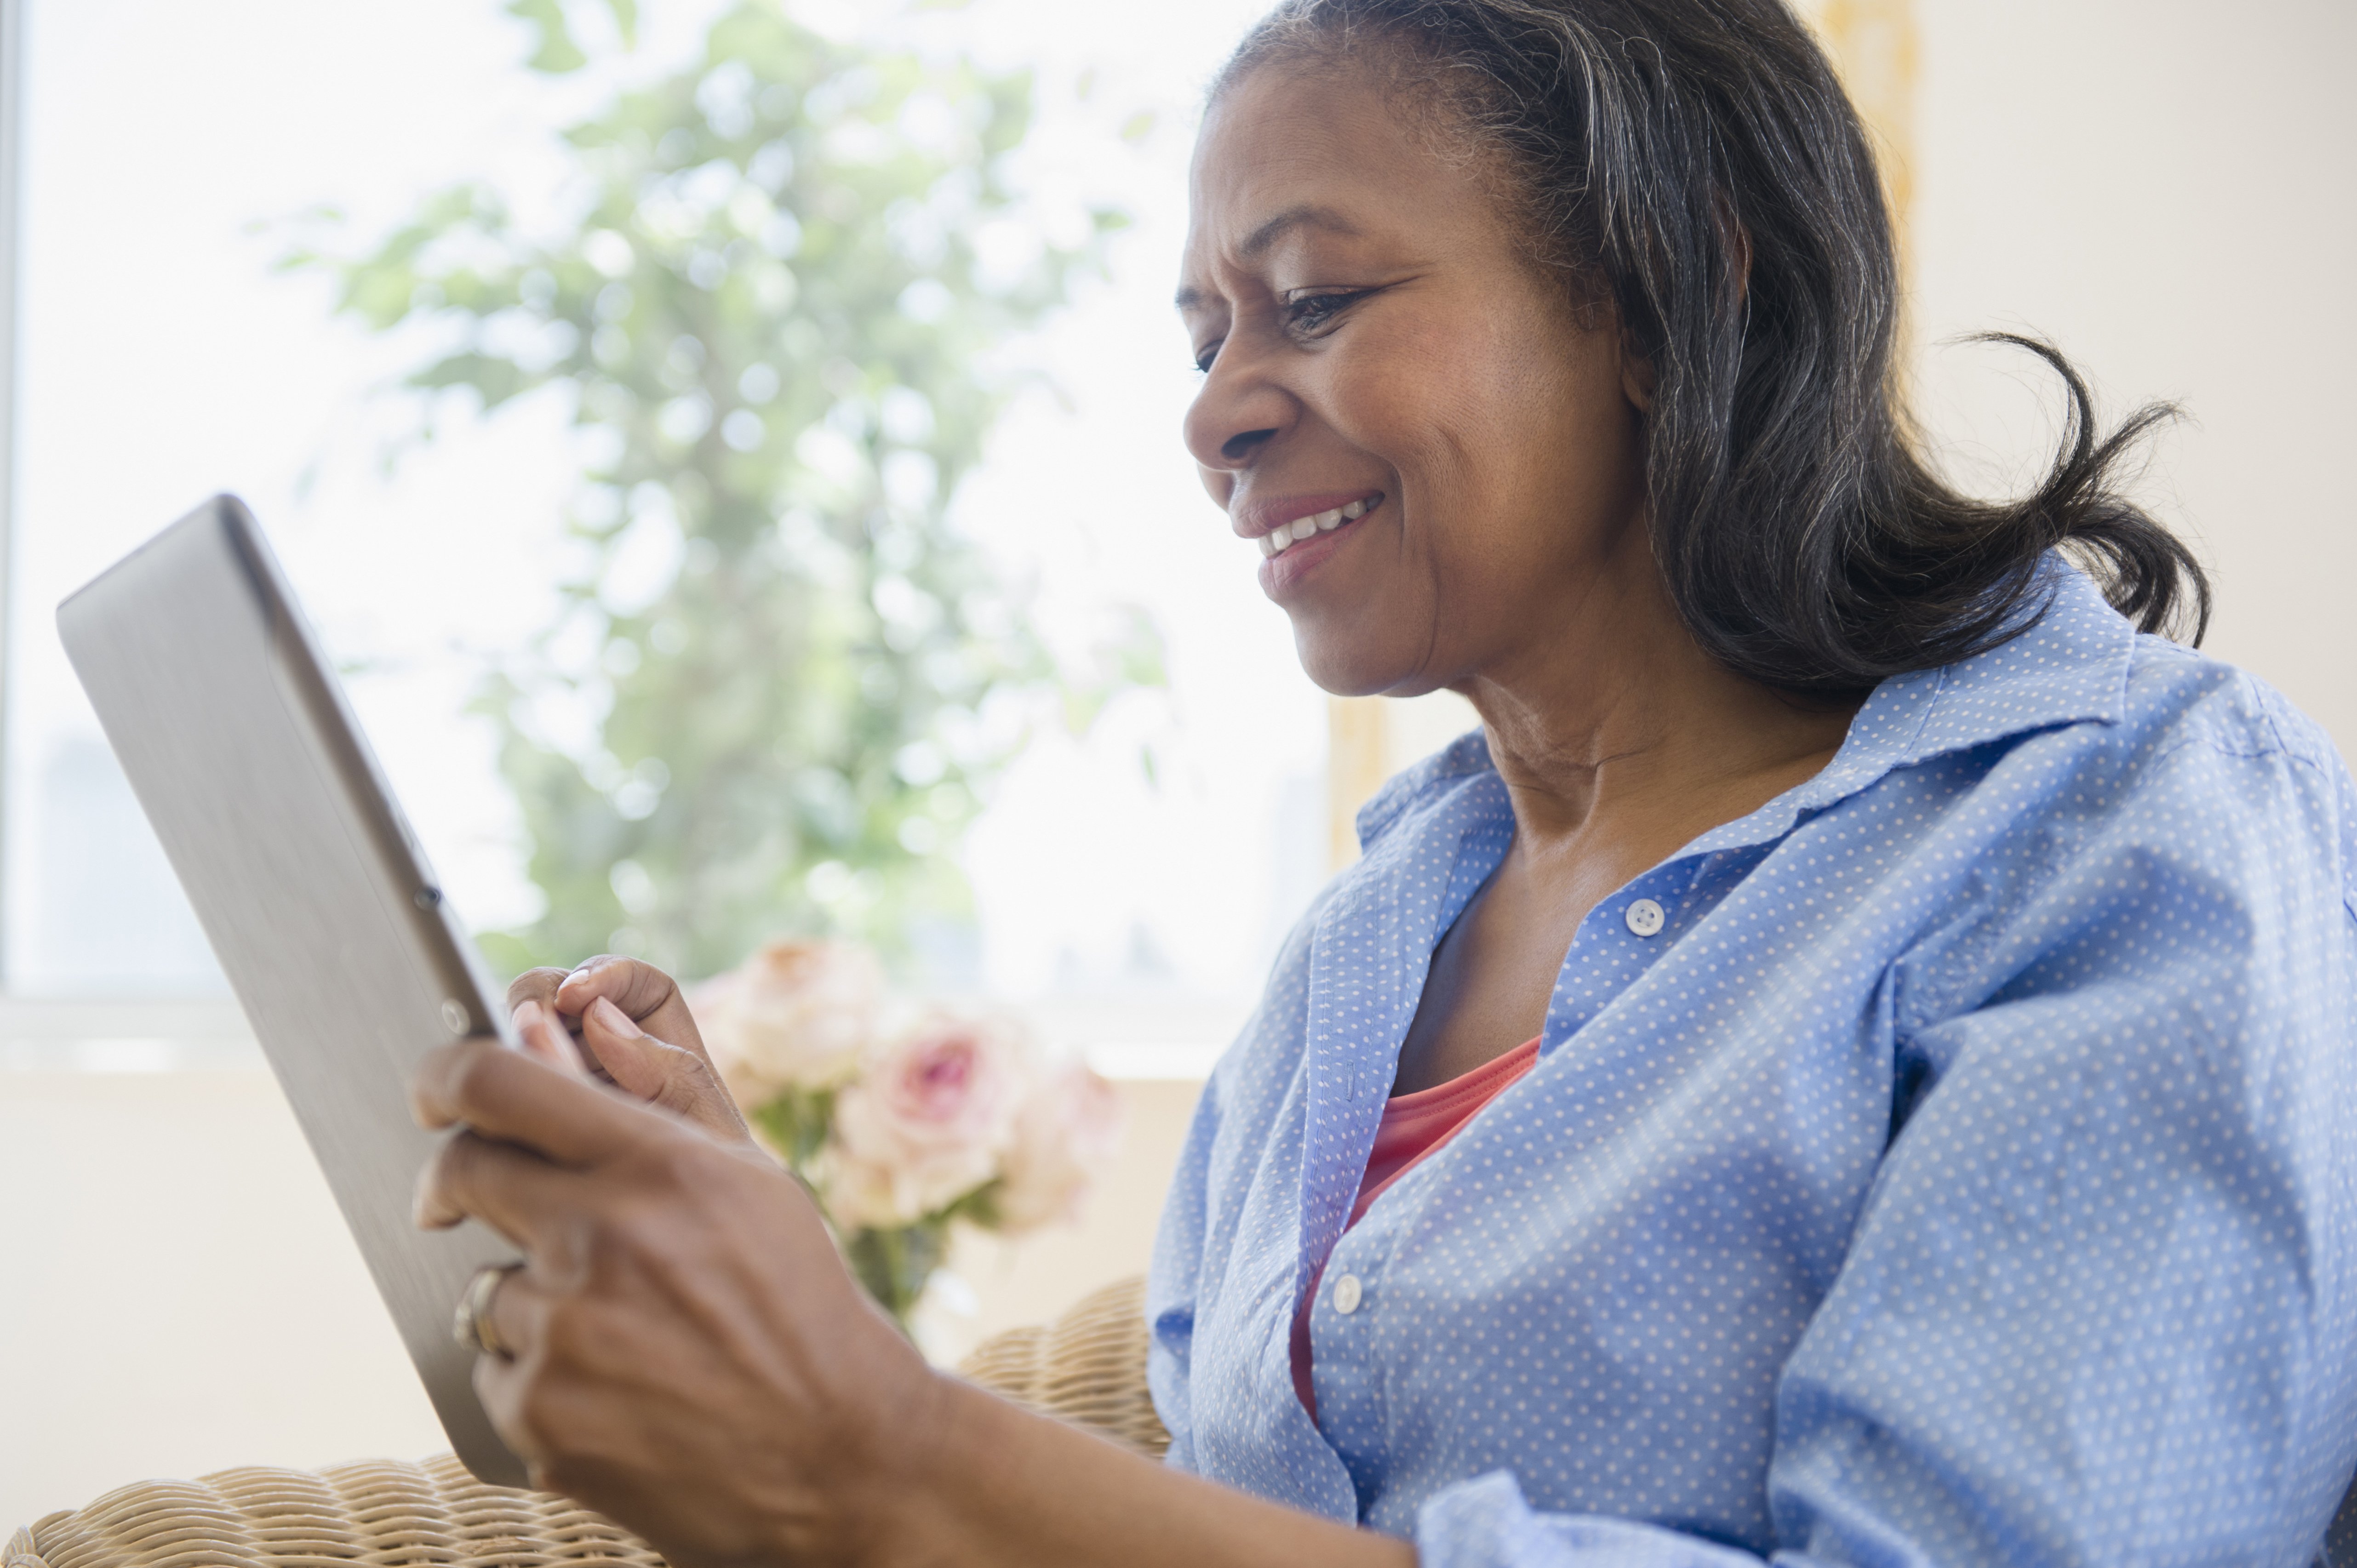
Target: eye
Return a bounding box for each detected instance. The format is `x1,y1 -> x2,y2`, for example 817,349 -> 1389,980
1282,289 -> 1368,336
1192,339 -> 1223,374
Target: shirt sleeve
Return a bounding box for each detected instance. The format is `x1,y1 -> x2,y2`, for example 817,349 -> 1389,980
1417,1473 -> 1766,1567
1416,724 -> 2357,1566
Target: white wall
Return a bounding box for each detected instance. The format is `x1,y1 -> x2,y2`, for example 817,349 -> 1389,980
1908,0 -> 2357,758
0,1071 -> 446,1528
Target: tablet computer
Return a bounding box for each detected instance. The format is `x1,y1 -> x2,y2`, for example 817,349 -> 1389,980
58,494 -> 529,1487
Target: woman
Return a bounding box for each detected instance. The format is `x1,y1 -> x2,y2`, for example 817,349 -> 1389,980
412,0 -> 2357,1562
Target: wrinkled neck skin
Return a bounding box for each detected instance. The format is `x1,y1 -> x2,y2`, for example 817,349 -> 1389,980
1444,520 -> 1856,895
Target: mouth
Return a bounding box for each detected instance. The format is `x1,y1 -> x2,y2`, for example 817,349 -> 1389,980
1253,493 -> 1384,559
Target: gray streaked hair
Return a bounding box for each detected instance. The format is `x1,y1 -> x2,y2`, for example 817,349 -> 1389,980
1213,0 -> 2206,691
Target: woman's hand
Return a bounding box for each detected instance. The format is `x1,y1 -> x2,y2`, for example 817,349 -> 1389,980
505,957 -> 752,1146
412,1034 -> 944,1562
410,1035 -> 1411,1568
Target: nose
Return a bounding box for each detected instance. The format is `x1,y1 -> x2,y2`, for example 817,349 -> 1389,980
1182,342 -> 1290,476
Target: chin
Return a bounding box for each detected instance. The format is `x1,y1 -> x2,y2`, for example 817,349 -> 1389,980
1292,631 -> 1422,700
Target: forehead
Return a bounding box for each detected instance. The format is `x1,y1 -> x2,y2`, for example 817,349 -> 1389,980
1181,59 -> 1498,285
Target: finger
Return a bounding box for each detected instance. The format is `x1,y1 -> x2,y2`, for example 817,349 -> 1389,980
472,1322 -> 608,1498
469,1260 -> 548,1365
472,1352 -> 544,1469
554,955 -> 677,1020
414,1128 -> 589,1246
555,957 -> 710,1061
581,996 -> 751,1143
412,1036 -> 656,1167
506,967 -> 571,1016
509,968 -> 610,1080
514,999 -> 590,1079
467,1273 -> 556,1462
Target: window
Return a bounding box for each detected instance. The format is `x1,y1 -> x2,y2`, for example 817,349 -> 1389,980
3,0 -> 1459,1071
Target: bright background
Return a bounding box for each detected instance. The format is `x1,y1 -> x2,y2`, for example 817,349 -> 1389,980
3,0 -> 1334,1029
6,0 -> 2355,1532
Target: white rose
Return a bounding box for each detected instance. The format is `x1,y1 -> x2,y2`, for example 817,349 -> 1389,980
995,1058 -> 1126,1233
825,1007 -> 1027,1231
692,939 -> 885,1104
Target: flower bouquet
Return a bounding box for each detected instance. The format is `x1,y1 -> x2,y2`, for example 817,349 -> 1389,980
689,940 -> 1125,1330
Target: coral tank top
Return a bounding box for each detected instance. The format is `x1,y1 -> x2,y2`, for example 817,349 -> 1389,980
1290,1035 -> 1541,1420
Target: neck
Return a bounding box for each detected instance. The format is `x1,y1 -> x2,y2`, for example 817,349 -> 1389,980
1452,547 -> 1859,862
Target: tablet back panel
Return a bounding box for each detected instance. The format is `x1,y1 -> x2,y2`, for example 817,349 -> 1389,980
57,496 -> 527,1486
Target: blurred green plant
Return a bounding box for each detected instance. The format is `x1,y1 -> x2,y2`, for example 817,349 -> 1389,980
284,0 -> 1158,980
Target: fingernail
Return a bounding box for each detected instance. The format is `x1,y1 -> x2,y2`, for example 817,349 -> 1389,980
410,1163 -> 441,1228
591,995 -> 643,1037
513,999 -> 543,1028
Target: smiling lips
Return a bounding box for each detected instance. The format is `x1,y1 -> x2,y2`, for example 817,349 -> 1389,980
1257,494 -> 1382,558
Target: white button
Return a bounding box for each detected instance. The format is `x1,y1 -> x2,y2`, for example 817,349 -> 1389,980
1625,898 -> 1666,937
1333,1274 -> 1363,1315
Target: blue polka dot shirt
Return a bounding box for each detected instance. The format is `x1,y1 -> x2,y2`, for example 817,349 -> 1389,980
1146,561 -> 2357,1565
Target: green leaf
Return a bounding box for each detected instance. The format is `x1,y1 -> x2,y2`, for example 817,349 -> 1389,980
507,0 -> 588,73
285,0 -> 1161,985
750,1086 -> 839,1174
841,1222 -> 949,1331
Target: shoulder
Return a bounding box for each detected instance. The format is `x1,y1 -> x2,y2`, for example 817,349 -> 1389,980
2124,639 -> 2357,912
1876,561 -> 2356,903
1967,633 -> 2357,923
2097,639 -> 2353,839
2114,634 -> 2344,774
1864,633 -> 2357,1056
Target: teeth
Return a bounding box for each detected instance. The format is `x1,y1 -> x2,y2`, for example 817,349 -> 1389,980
1252,497 -> 1380,562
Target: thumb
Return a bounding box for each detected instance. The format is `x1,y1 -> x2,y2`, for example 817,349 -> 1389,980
581,995 -> 752,1145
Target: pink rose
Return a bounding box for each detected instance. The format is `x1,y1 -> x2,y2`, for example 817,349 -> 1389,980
995,1059 -> 1126,1233
692,939 -> 884,1104
826,1008 -> 1027,1229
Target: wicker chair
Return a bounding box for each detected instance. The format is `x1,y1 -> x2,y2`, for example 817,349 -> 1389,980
6,1276 -> 1162,1568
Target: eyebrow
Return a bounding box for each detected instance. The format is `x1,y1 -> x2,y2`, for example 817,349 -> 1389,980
1173,203 -> 1364,310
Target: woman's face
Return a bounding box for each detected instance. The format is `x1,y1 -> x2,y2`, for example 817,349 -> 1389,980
1179,58 -> 1653,698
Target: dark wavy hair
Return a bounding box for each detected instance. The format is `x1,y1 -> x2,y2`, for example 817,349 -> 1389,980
1215,0 -> 2208,693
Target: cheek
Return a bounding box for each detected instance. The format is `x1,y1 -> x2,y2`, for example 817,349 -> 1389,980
1402,350 -> 1636,635
1328,315 -> 1574,553
1311,320 -> 1482,496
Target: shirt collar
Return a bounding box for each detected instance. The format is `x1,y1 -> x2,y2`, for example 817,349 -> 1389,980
1358,554 -> 2140,862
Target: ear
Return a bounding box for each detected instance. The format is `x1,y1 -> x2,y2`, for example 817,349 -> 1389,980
1617,207 -> 1748,416
1619,330 -> 1658,413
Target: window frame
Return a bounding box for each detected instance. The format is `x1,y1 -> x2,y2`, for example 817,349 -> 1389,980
0,0 -> 20,990
0,0 -> 257,1066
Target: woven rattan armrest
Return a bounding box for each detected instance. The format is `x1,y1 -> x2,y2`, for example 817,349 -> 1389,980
948,1274 -> 1167,1460
9,1275 -> 1163,1568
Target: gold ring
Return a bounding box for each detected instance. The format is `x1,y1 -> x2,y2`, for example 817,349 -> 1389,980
452,1262 -> 526,1360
